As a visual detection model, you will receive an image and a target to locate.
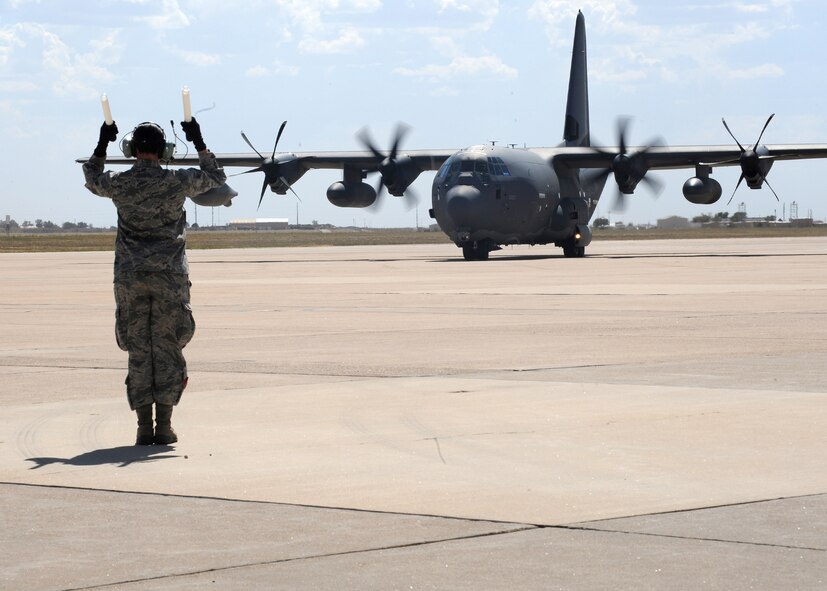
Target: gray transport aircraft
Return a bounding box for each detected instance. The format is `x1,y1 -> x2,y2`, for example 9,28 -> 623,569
83,11 -> 827,260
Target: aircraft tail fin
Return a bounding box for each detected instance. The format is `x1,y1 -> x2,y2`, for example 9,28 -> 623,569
563,11 -> 590,148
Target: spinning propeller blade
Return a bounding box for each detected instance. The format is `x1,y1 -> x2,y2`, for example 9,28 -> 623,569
357,123 -> 418,211
582,118 -> 664,212
233,121 -> 298,209
721,114 -> 779,204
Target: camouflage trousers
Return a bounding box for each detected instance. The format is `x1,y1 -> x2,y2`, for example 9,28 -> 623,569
114,272 -> 196,410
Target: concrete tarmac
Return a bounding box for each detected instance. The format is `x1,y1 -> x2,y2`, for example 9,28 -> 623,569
1,237 -> 825,590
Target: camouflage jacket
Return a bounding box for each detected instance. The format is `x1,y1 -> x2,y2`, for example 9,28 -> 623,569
83,152 -> 226,278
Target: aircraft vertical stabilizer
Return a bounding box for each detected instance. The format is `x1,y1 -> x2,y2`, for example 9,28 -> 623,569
563,11 -> 589,148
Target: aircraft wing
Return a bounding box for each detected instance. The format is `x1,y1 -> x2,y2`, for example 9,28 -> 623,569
78,149 -> 456,171
550,143 -> 827,171
550,141 -> 827,203
79,144 -> 827,171
83,142 -> 827,168
76,148 -> 455,207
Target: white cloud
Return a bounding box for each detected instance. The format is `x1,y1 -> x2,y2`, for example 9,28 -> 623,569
430,85 -> 460,97
9,23 -> 118,99
529,1 -> 793,86
245,61 -> 300,77
134,0 -> 190,30
395,54 -> 517,81
734,2 -> 770,13
529,0 -> 637,28
276,0 -> 382,30
734,0 -> 794,14
0,27 -> 25,66
298,28 -> 366,54
437,0 -> 499,31
246,65 -> 270,77
275,0 -> 327,33
275,0 -> 381,53
177,49 -> 221,66
728,63 -> 784,79
350,0 -> 382,10
0,79 -> 38,92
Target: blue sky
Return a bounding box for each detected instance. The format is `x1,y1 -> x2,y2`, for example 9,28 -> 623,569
2,0 -> 826,229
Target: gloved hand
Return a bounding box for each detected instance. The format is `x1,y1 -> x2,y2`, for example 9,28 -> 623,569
94,121 -> 119,157
180,117 -> 206,152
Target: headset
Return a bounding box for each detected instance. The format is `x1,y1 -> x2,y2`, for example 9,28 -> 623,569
120,122 -> 176,160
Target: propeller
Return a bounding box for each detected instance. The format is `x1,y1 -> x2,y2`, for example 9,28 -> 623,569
582,117 -> 664,212
232,121 -> 299,209
721,113 -> 779,205
356,123 -> 419,210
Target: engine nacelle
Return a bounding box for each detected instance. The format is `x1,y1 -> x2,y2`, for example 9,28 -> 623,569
266,156 -> 307,195
326,181 -> 377,208
382,155 -> 421,196
190,184 -> 238,207
683,176 -> 722,205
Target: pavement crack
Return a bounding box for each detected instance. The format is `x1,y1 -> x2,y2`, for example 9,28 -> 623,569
428,436 -> 447,464
558,525 -> 825,553
60,526 -> 538,591
549,492 -> 827,553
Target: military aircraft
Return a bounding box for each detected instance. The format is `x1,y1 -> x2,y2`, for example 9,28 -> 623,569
82,11 -> 827,261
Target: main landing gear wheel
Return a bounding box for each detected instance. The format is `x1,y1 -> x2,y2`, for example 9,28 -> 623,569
462,242 -> 490,261
562,245 -> 586,258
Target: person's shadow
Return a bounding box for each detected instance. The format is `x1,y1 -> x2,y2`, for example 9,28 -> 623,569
27,445 -> 179,469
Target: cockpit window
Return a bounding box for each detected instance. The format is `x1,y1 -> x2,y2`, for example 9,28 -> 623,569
437,157 -> 453,178
440,156 -> 504,178
459,160 -> 489,174
437,156 -> 464,178
487,156 -> 511,176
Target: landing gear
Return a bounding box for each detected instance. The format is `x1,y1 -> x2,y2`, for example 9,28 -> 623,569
558,230 -> 588,258
462,241 -> 490,261
562,244 -> 585,258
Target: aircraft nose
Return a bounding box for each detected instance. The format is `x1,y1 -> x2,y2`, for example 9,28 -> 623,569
445,185 -> 482,227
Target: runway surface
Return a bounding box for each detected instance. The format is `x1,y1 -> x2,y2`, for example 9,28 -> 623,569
1,238 -> 825,589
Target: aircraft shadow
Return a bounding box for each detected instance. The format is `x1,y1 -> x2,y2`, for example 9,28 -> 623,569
197,251 -> 823,265
27,445 -> 179,470
198,257 -> 425,265
591,252 -> 822,260
434,251 -> 824,262
434,253 -> 559,262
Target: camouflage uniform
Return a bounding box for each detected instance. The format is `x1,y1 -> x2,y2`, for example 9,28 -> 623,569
83,152 -> 226,409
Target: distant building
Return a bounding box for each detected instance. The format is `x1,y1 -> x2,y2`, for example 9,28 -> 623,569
657,216 -> 691,230
228,218 -> 289,231
790,218 -> 814,228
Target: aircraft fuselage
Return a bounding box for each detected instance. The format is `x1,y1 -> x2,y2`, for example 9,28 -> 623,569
430,144 -> 587,252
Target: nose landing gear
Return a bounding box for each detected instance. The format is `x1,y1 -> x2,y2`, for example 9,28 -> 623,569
461,239 -> 502,261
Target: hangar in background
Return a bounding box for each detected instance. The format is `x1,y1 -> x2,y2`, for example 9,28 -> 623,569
228,218 -> 289,231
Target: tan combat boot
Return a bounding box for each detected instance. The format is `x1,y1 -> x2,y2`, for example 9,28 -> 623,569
154,403 -> 178,445
135,404 -> 154,446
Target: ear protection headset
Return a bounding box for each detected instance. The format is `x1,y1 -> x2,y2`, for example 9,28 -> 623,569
120,122 -> 176,160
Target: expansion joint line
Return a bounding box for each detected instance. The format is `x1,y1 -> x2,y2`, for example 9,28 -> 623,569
60,526 -> 538,591
556,524 -> 825,553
